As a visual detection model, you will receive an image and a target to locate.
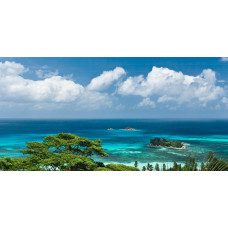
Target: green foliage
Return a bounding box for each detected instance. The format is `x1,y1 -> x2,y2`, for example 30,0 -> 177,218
162,164 -> 166,171
0,133 -> 109,171
150,138 -> 183,148
95,161 -> 105,167
200,162 -> 206,171
172,140 -> 183,148
41,153 -> 98,171
205,151 -> 228,171
0,153 -> 99,171
167,152 -> 228,171
0,133 -> 140,171
168,162 -> 182,171
94,167 -> 112,171
22,133 -> 108,157
182,155 -> 198,171
134,161 -> 138,168
147,163 -> 153,171
105,164 -> 139,171
142,166 -> 146,171
155,163 -> 160,171
0,157 -> 24,171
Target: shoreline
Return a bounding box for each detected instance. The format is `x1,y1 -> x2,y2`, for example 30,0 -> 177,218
148,144 -> 187,149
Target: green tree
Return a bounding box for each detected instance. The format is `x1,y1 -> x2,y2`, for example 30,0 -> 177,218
146,163 -> 150,171
134,161 -> 138,168
146,163 -> 153,171
177,164 -> 182,171
205,151 -> 228,171
173,161 -> 178,171
201,162 -> 206,171
162,164 -> 166,171
142,166 -> 146,171
1,133 -> 141,171
182,155 -> 197,171
0,133 -> 109,171
155,163 -> 160,171
22,133 -> 108,157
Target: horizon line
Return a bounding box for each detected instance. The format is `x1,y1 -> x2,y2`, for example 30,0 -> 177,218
0,117 -> 228,120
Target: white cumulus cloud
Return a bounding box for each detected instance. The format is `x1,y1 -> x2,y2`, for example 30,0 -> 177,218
0,61 -> 117,110
137,97 -> 156,108
0,61 -> 28,76
0,61 -> 227,112
0,61 -> 84,103
222,97 -> 228,104
36,69 -> 59,79
157,95 -> 174,103
87,67 -> 126,91
118,66 -> 224,106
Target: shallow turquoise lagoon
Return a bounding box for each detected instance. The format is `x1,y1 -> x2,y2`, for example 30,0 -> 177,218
0,119 -> 228,167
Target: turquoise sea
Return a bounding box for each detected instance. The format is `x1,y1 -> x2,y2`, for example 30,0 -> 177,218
1,119 -> 228,168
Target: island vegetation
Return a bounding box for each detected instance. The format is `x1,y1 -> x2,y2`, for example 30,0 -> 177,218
136,151 -> 228,171
149,137 -> 185,149
0,133 -> 227,171
0,133 -> 139,171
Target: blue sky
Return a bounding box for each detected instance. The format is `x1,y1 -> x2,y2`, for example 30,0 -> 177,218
0,57 -> 228,119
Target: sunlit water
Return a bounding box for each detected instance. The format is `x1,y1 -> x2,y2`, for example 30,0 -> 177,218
1,119 -> 228,168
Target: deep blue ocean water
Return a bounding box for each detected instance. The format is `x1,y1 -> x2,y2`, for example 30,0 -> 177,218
1,119 -> 228,168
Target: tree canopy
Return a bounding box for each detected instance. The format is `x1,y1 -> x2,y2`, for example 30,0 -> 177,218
22,133 -> 108,157
0,133 -> 139,171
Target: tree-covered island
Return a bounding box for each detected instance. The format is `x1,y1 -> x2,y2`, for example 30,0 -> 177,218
120,127 -> 136,131
149,137 -> 186,149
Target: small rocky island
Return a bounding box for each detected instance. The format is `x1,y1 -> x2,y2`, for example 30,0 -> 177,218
121,127 -> 136,131
148,137 -> 187,149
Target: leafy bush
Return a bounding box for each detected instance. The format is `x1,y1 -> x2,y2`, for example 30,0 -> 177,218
94,167 -> 112,171
105,164 -> 139,171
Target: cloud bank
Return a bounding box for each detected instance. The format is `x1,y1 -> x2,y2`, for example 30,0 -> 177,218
0,61 -> 84,103
118,66 -> 224,106
0,61 -> 226,112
